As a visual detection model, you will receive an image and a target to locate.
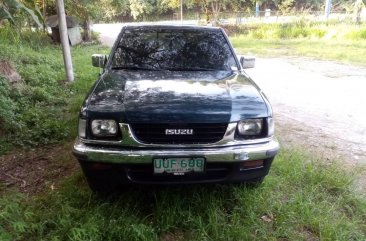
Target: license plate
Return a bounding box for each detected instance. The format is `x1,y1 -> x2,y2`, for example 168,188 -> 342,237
153,157 -> 205,175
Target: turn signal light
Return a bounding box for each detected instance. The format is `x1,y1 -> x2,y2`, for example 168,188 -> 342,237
240,160 -> 264,170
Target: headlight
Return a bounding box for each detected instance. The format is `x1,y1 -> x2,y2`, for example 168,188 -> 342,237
91,119 -> 118,136
237,119 -> 263,136
78,118 -> 87,138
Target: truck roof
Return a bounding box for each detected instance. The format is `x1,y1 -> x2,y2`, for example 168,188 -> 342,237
123,24 -> 221,31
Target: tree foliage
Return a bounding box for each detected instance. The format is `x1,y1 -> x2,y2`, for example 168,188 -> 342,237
99,0 -> 130,21
65,0 -> 104,41
2,0 -> 362,33
0,0 -> 43,27
129,0 -> 154,19
63,0 -> 365,24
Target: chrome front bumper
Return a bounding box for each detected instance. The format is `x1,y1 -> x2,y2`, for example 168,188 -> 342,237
73,137 -> 280,164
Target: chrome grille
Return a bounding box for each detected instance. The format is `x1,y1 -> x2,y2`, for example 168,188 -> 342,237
130,123 -> 228,144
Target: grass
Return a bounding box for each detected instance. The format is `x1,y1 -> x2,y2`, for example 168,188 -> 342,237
229,22 -> 366,66
0,26 -> 109,154
1,22 -> 366,240
1,148 -> 365,241
231,38 -> 366,66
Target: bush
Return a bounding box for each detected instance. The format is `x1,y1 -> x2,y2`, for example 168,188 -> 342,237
0,76 -> 18,133
0,26 -> 106,154
220,24 -> 251,36
221,21 -> 364,41
345,28 -> 366,40
0,25 -> 52,50
0,28 -> 72,152
0,75 -> 70,148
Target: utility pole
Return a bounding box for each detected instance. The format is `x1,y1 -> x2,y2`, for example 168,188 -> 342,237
56,0 -> 74,82
180,0 -> 183,24
324,0 -> 332,20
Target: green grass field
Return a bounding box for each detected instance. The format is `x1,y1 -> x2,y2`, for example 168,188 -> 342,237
229,22 -> 366,65
0,27 -> 109,154
1,24 -> 366,241
231,38 -> 366,66
1,149 -> 365,241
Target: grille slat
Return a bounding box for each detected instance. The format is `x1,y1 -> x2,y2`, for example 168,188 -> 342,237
130,123 -> 228,144
133,132 -> 225,136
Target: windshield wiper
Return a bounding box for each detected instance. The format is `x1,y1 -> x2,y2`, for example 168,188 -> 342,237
163,67 -> 221,71
112,66 -> 227,71
112,66 -> 160,71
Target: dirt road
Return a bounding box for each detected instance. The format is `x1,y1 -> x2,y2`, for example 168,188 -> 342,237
246,57 -> 366,166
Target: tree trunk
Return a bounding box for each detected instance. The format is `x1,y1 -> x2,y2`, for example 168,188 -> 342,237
211,1 -> 221,25
43,0 -> 47,32
82,17 -> 91,42
43,0 -> 46,18
354,0 -> 363,24
201,0 -> 210,23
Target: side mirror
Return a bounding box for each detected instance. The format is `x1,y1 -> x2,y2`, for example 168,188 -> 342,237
92,54 -> 107,68
239,56 -> 255,69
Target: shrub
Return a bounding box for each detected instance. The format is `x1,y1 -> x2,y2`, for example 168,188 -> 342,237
0,26 -> 105,154
0,28 -> 72,152
219,24 -> 251,36
0,76 -> 18,133
0,75 -> 70,148
221,21 -> 365,41
0,25 -> 52,50
345,28 -> 366,40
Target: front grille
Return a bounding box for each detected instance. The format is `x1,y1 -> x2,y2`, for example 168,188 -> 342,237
130,123 -> 228,144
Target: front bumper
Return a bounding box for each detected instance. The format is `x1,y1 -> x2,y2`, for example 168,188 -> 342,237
73,138 -> 279,164
73,137 -> 279,184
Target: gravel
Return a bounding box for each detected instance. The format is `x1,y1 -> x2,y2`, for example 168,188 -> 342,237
246,57 -> 366,166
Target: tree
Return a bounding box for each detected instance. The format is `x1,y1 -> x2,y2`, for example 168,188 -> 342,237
354,0 -> 364,23
22,0 -> 47,29
129,0 -> 154,19
159,0 -> 180,16
278,0 -> 295,14
0,0 -> 43,28
65,0 -> 103,41
159,0 -> 180,9
228,0 -> 255,11
96,0 -> 130,22
190,0 -> 231,24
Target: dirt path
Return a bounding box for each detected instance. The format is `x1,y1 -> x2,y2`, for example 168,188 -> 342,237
246,57 -> 366,167
0,144 -> 78,195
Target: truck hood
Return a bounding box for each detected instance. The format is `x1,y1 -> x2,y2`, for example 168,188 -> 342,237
87,70 -> 268,123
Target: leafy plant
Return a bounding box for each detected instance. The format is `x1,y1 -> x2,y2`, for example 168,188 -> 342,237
0,76 -> 18,133
0,26 -> 106,154
0,0 -> 43,28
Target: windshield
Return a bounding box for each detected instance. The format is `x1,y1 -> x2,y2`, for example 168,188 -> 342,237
111,28 -> 237,71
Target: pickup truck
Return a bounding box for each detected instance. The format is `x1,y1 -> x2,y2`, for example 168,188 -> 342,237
72,24 -> 279,192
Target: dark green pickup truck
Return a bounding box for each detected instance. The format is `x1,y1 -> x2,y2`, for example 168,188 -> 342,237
73,24 -> 279,192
